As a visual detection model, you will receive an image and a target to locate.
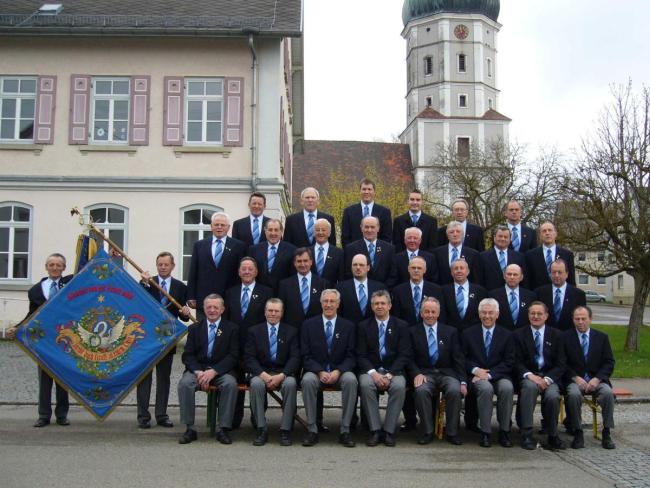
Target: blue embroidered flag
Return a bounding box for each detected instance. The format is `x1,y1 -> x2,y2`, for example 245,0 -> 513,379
15,249 -> 188,420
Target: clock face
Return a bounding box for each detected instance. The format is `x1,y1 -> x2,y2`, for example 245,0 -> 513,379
454,24 -> 469,40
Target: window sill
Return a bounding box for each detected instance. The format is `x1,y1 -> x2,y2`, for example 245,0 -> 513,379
0,282 -> 32,292
0,143 -> 44,154
174,146 -> 232,158
79,145 -> 138,155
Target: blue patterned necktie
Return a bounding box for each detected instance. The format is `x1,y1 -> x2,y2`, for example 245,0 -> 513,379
269,325 -> 277,363
316,246 -> 325,276
301,276 -> 309,313
325,320 -> 333,352
358,283 -> 367,313
213,239 -> 223,267
498,250 -> 506,273
241,286 -> 250,317
427,327 -> 438,364
451,246 -> 459,265
409,251 -> 416,261
307,213 -> 315,243
484,329 -> 492,357
545,248 -> 553,275
363,205 -> 370,218
207,323 -> 217,356
411,213 -> 418,226
368,242 -> 376,267
160,279 -> 170,307
553,288 -> 562,322
49,280 -> 58,299
456,285 -> 465,319
268,245 -> 276,273
511,226 -> 520,251
509,290 -> 519,323
413,284 -> 421,318
252,217 -> 260,245
581,332 -> 589,361
534,330 -> 544,370
378,321 -> 386,360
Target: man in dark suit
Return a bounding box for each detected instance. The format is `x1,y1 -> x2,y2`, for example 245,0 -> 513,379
311,218 -> 344,285
392,189 -> 438,252
535,259 -> 586,331
408,297 -> 467,445
478,225 -> 527,291
489,264 -> 537,331
177,294 -> 239,445
137,252 -> 190,429
387,227 -> 438,288
284,187 -> 336,247
357,290 -> 410,446
391,256 -> 444,325
563,306 -> 616,449
441,259 -> 488,332
301,289 -> 358,447
245,298 -> 301,446
504,200 -> 537,253
187,212 -> 246,319
437,199 -> 485,251
344,216 -> 395,284
513,301 -> 566,450
232,192 -> 270,246
337,253 -> 387,325
248,219 -> 296,294
433,221 -> 480,285
341,178 -> 392,246
462,298 -> 515,448
525,221 -> 576,289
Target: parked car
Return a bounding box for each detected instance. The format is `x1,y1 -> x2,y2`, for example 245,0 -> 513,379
585,290 -> 607,303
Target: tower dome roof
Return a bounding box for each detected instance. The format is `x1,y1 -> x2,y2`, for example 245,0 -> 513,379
402,0 -> 500,25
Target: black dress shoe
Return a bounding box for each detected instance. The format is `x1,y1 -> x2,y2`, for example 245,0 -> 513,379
302,432 -> 319,447
400,422 -> 417,433
157,419 -> 174,428
253,428 -> 268,446
56,418 -> 70,426
339,432 -> 356,448
521,434 -> 537,450
317,423 -> 330,433
479,433 -> 491,448
545,435 -> 566,451
571,430 -> 584,449
33,418 -> 50,428
418,433 -> 434,445
384,431 -> 396,447
279,430 -> 292,446
179,428 -> 197,444
216,429 -> 232,445
445,435 -> 462,446
138,421 -> 151,429
498,430 -> 513,448
601,429 -> 616,450
366,430 -> 381,447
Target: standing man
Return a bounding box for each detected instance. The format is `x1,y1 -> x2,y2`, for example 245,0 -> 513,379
137,252 -> 191,429
232,192 -> 270,246
337,254 -> 387,325
478,225 -> 527,291
387,227 -> 438,288
357,291 -> 410,446
525,221 -> 576,289
563,306 -> 616,449
187,212 -> 246,319
441,259 -> 488,332
311,218 -> 344,285
489,264 -> 537,331
392,189 -> 438,252
344,216 -> 395,284
177,294 -> 239,445
284,187 -> 336,247
535,259 -> 586,331
247,219 -> 296,294
391,256 -> 445,326
437,199 -> 485,252
301,289 -> 358,447
341,178 -> 392,246
245,298 -> 300,446
514,301 -> 566,450
504,200 -> 537,253
433,221 -> 480,285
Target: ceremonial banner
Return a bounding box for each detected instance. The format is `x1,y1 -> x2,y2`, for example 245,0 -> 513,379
15,249 -> 188,419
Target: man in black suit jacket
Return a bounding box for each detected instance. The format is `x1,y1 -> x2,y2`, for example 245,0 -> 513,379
408,297 -> 467,445
513,301 -> 566,450
391,256 -> 445,325
462,298 -> 515,448
278,248 -> 329,328
392,189 -> 438,252
284,187 -> 336,247
337,253 -> 387,325
563,306 -> 616,449
312,218 -> 344,285
247,219 -> 296,294
232,192 -> 270,246
441,259 -> 488,332
387,227 -> 438,288
478,225 -> 527,291
535,259 -> 586,331
525,221 -> 576,289
357,290 -> 411,446
137,252 -> 190,429
177,294 -> 239,445
341,177 -> 392,246
245,298 -> 301,446
433,221 -> 480,285
344,216 -> 395,284
504,200 -> 537,253
489,264 -> 537,330
300,289 -> 358,447
437,198 -> 485,251
187,212 -> 246,319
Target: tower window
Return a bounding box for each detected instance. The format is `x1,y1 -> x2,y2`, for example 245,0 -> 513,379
487,58 -> 493,78
424,56 -> 433,76
488,98 -> 493,110
425,97 -> 432,108
458,94 -> 468,108
457,137 -> 470,159
458,54 -> 467,73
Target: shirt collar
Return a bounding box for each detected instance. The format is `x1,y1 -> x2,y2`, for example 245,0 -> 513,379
242,281 -> 255,291
482,324 -> 495,336
267,322 -> 279,330
364,238 -> 377,246
322,315 -> 337,326
303,209 -> 317,218
553,282 -> 567,294
456,280 -> 469,291
506,285 -> 519,294
212,235 -> 225,245
423,322 -> 438,333
543,243 -> 556,253
577,328 -> 590,339
354,278 -> 368,287
207,318 -> 222,327
298,271 -> 312,281
531,324 -> 545,336
315,241 -> 329,252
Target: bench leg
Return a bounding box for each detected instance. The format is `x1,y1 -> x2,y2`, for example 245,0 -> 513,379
435,395 -> 446,440
206,390 -> 219,436
267,389 -> 309,430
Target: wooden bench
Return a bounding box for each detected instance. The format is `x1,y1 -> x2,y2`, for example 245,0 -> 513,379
559,387 -> 632,440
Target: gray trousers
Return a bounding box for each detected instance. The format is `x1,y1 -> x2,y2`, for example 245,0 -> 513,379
38,367 -> 69,420
519,379 -> 560,436
414,374 -> 461,436
137,352 -> 173,423
178,371 -> 237,429
471,378 -> 514,434
359,374 -> 406,434
250,375 -> 297,431
565,382 -> 615,430
301,371 -> 358,434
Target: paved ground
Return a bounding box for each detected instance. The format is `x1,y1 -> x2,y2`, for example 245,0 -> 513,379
590,303 -> 650,326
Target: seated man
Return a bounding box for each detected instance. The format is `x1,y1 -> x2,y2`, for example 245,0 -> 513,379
245,298 -> 300,446
563,306 -> 616,449
301,289 -> 358,447
408,297 -> 467,445
357,290 -> 410,447
177,294 -> 239,445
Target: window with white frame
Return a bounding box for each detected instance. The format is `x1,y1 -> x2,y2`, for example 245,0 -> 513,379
597,276 -> 606,285
457,137 -> 470,159
487,58 -> 493,78
597,252 -> 605,262
578,252 -> 586,261
185,79 -> 224,144
458,54 -> 467,73
488,98 -> 493,110
0,203 -> 31,280
618,275 -> 624,289
0,77 -> 36,142
458,94 -> 468,108
578,274 -> 589,285
425,96 -> 432,108
91,78 -> 130,143
180,205 -> 222,281
87,204 -> 128,265
424,56 -> 433,76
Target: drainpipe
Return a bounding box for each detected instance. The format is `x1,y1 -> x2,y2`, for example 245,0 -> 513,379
243,29 -> 259,191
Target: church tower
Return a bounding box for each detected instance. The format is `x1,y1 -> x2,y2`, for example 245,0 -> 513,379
400,0 -> 511,206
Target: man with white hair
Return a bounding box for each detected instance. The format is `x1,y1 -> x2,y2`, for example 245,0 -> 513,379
433,221 -> 480,285
284,187 -> 336,247
387,227 -> 438,288
311,218 -> 344,285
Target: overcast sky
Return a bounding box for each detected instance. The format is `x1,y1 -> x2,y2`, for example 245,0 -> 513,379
303,0 -> 650,154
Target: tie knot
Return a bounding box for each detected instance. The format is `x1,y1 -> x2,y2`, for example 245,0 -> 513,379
457,285 -> 464,294
308,213 -> 314,219
359,283 -> 364,291
270,245 -> 276,250
535,331 -> 540,338
319,246 -> 324,252
302,276 -> 308,284
326,320 -> 332,328
209,323 -> 216,329
243,286 -> 249,292
556,288 -> 561,296
582,333 -> 588,340
379,321 -> 385,328
510,290 -> 516,298
271,325 -> 276,334
500,250 -> 505,256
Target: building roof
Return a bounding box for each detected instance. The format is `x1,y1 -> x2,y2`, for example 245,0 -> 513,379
291,140 -> 414,208
0,0 -> 302,36
402,0 -> 500,25
416,107 -> 511,121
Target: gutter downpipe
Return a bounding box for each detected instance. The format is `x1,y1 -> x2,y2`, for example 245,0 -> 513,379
244,29 -> 259,191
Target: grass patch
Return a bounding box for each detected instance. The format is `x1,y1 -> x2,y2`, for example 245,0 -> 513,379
591,324 -> 650,378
